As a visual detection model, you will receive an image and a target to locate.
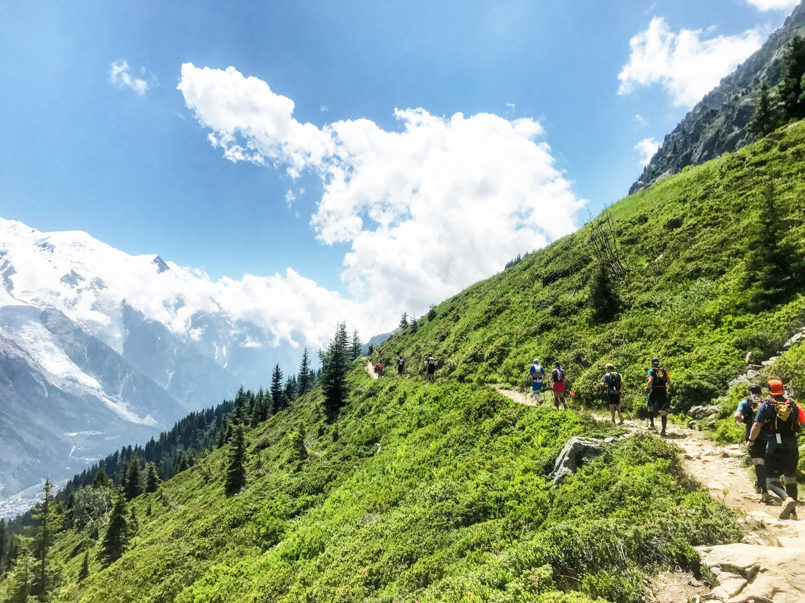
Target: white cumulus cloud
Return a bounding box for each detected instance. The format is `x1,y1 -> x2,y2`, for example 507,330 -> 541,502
635,137 -> 661,166
109,60 -> 150,95
178,63 -> 586,327
618,17 -> 765,108
745,0 -> 798,10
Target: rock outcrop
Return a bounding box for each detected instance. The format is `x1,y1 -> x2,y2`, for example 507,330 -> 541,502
630,2 -> 805,195
549,437 -> 605,484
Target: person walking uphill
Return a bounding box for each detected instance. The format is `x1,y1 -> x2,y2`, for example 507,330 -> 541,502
646,357 -> 670,436
551,362 -> 568,410
528,359 -> 546,405
734,384 -> 770,502
424,354 -> 437,383
747,379 -> 804,519
397,355 -> 405,376
601,364 -> 623,424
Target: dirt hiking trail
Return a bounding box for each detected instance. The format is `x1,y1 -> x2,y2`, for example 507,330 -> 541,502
365,359 -> 378,380
496,387 -> 805,603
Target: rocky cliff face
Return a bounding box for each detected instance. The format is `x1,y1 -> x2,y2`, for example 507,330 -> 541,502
630,2 -> 805,195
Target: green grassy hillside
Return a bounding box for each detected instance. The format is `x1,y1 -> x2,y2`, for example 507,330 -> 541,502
376,122 -> 805,411
5,119 -> 805,603
8,368 -> 739,603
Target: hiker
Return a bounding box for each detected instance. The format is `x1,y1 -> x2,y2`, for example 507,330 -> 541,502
368,344 -> 374,355
528,358 -> 546,405
734,384 -> 770,502
424,354 -> 437,382
376,362 -> 383,377
397,355 -> 405,376
551,361 -> 568,410
646,357 -> 670,436
601,363 -> 623,424
747,379 -> 804,519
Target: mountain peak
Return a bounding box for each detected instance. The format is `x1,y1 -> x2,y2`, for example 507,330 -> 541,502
152,255 -> 171,273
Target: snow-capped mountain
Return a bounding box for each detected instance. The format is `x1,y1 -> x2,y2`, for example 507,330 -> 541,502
0,216 -> 318,498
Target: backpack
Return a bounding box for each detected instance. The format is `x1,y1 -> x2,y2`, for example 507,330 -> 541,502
606,372 -> 621,393
651,368 -> 667,388
773,398 -> 800,433
553,368 -> 565,382
743,396 -> 762,424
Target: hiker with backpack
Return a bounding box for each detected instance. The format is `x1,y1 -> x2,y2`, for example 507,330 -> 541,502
551,361 -> 568,410
601,363 -> 624,424
528,358 -> 546,405
646,357 -> 671,436
376,362 -> 383,377
424,354 -> 437,382
747,379 -> 804,519
368,344 -> 374,355
397,355 -> 405,376
734,384 -> 770,502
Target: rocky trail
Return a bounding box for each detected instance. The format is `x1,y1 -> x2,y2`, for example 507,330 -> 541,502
496,388 -> 805,603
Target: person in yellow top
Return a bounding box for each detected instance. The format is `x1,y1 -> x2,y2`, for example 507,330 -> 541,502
646,357 -> 670,436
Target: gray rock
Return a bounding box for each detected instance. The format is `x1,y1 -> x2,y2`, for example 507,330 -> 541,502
704,405 -> 721,417
549,437 -> 605,485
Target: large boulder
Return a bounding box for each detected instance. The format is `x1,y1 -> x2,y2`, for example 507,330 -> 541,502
549,437 -> 605,485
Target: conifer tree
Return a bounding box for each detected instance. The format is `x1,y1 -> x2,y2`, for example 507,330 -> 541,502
128,507 -> 138,536
297,349 -> 312,396
289,425 -> 308,461
224,424 -> 247,496
410,317 -> 419,333
743,184 -> 804,310
92,468 -> 111,489
589,259 -> 620,323
748,82 -> 778,138
6,547 -> 33,603
427,304 -> 437,321
178,453 -> 189,472
78,552 -> 89,582
123,455 -> 143,501
349,330 -> 363,360
31,479 -> 53,602
99,491 -> 127,566
271,364 -> 285,412
145,462 -> 160,493
233,386 -> 248,424
284,376 -> 296,405
216,418 -> 230,448
0,518 -> 6,576
320,323 -> 350,412
779,35 -> 805,121
399,312 -> 408,329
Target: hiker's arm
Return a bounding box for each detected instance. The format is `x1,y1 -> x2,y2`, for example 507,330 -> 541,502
746,422 -> 762,448
733,410 -> 745,424
646,375 -> 653,390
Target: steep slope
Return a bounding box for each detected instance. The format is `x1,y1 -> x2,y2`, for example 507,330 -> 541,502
630,1 -> 805,194
377,122 -> 805,412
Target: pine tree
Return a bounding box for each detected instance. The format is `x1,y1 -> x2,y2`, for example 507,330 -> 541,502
743,184 -> 805,311
297,349 -> 312,396
399,312 -> 408,329
748,82 -> 778,138
410,317 -> 418,333
289,425 -> 308,461
145,462 -> 160,493
589,259 -> 620,323
349,330 -> 363,360
216,418 -> 230,448
78,552 -> 89,582
233,386 -> 248,424
31,479 -> 53,601
99,491 -> 127,567
320,323 -> 350,412
427,304 -> 437,321
283,376 -> 296,405
779,35 -> 805,121
92,468 -> 110,489
178,453 -> 189,472
128,507 -> 138,536
123,455 -> 143,501
0,518 -> 6,576
224,424 -> 247,496
6,547 -> 33,603
271,364 -> 285,412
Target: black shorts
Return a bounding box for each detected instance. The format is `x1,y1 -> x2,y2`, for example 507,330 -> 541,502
606,393 -> 621,407
748,438 -> 767,460
648,389 -> 669,412
765,447 -> 799,478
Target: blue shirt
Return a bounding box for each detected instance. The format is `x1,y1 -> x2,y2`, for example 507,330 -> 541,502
736,398 -> 761,440
754,400 -> 800,450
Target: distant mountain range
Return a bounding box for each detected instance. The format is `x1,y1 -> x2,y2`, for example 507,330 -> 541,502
630,0 -> 805,194
0,217 -> 313,498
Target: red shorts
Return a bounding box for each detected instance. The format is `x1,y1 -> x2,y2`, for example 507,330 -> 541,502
552,381 -> 566,395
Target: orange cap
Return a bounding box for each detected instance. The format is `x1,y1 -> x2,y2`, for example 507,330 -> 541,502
768,379 -> 785,396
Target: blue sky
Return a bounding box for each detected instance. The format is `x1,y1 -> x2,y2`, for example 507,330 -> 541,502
0,0 -> 796,330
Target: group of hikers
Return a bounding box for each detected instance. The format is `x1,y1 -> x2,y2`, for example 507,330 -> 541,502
735,379 -> 803,519
367,344 -> 438,383
527,356 -> 671,433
